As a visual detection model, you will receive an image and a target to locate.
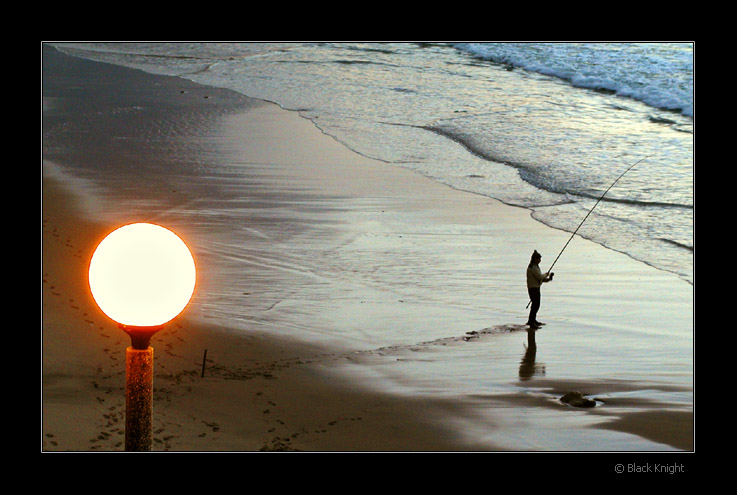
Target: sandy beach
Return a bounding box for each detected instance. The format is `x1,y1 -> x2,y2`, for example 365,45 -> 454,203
42,45 -> 693,457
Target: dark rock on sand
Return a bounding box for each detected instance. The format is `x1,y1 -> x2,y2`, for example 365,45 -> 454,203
560,391 -> 597,408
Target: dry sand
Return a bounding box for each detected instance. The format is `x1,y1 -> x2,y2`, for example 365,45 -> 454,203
43,176 -> 495,451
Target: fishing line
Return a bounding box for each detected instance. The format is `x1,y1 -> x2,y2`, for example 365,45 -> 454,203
526,155 -> 650,309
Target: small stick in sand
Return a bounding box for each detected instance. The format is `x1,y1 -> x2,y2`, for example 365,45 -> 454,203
201,349 -> 208,378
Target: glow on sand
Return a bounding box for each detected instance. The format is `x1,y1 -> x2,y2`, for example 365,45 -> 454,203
89,223 -> 196,327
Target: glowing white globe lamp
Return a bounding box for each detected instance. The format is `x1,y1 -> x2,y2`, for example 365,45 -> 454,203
88,222 -> 196,451
89,222 -> 196,347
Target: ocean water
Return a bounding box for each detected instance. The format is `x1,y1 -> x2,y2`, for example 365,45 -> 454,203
51,42 -> 694,285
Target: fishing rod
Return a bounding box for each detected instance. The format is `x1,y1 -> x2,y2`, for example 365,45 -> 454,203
526,155 -> 650,309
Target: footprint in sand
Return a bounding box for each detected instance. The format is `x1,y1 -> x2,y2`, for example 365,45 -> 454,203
201,420 -> 220,432
260,436 -> 298,451
44,433 -> 58,448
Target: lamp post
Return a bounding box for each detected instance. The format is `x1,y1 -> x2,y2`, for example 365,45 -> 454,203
88,222 -> 196,451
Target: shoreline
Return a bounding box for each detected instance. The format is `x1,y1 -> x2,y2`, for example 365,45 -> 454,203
42,45 -> 693,453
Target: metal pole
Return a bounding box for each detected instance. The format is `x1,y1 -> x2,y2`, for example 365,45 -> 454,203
125,346 -> 154,451
121,324 -> 162,452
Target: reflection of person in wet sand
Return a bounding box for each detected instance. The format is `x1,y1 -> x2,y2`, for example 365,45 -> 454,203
519,329 -> 545,380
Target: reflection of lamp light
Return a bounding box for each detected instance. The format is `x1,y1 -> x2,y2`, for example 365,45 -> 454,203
88,223 -> 196,451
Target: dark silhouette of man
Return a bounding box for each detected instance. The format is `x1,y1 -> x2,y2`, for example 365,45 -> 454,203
526,250 -> 553,327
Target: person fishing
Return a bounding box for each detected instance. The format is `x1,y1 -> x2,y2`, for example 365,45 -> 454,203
526,250 -> 553,328
521,156 -> 649,328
